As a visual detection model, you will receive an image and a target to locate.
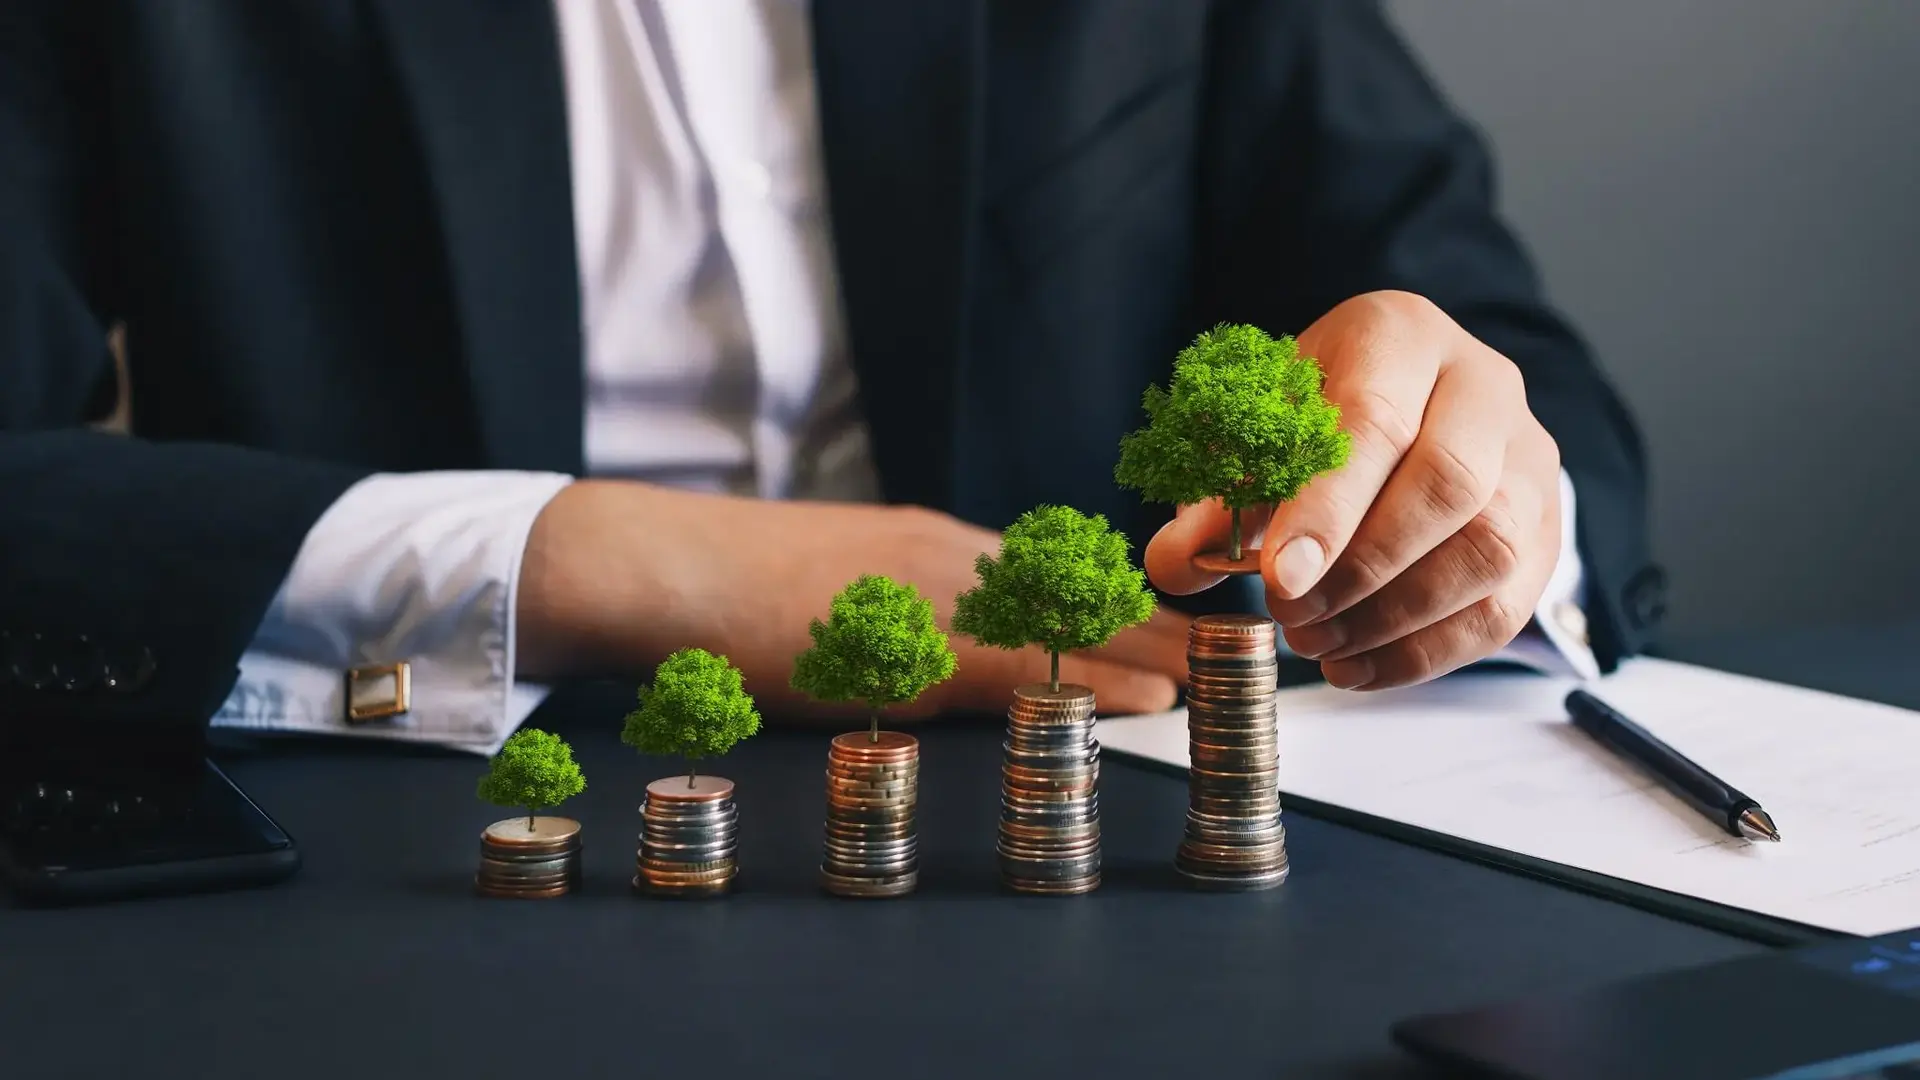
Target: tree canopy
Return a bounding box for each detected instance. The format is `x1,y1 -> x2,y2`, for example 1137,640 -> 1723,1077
1114,322 -> 1351,511
951,505 -> 1155,688
476,728 -> 586,827
791,575 -> 957,724
622,648 -> 762,769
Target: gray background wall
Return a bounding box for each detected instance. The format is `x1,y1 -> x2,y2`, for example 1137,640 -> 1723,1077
1386,0 -> 1920,637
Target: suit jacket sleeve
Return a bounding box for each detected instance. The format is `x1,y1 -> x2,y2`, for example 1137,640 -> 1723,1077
0,2 -> 368,732
1195,0 -> 1662,669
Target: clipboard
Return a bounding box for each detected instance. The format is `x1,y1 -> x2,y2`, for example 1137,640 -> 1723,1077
1097,658 -> 1920,944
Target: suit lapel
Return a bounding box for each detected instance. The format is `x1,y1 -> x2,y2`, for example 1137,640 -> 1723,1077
368,0 -> 585,474
811,0 -> 985,512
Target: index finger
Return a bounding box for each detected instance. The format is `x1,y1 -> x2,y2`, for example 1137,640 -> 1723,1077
1260,323 -> 1441,608
1143,501 -> 1274,595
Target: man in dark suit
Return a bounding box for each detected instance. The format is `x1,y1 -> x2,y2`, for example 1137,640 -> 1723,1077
0,1 -> 1662,750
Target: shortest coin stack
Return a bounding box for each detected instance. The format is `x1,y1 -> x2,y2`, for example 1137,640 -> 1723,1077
820,731 -> 920,898
635,776 -> 739,898
998,683 -> 1101,895
476,816 -> 582,899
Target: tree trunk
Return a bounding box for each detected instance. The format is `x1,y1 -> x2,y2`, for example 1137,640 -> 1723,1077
870,710 -> 880,743
1230,506 -> 1243,562
1050,650 -> 1061,693
527,809 -> 535,831
687,761 -> 698,788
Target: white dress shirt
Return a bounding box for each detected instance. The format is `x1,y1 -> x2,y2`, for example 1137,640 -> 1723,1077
209,0 -> 1596,755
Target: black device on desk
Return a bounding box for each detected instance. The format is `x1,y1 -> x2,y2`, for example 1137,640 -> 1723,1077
1392,930 -> 1920,1079
1,709 -> 298,905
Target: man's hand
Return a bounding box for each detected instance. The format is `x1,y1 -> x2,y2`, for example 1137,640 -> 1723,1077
516,483 -> 1190,717
1144,291 -> 1562,690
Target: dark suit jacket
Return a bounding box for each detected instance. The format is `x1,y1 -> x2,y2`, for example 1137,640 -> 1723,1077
0,0 -> 1666,735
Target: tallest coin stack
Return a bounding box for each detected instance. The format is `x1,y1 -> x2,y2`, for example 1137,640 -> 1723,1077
1175,613 -> 1290,890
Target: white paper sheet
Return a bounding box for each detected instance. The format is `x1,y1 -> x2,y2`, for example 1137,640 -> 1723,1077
1097,658 -> 1920,936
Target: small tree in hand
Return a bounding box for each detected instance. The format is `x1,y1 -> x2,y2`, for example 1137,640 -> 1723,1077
792,575 -> 958,743
1114,322 -> 1351,564
622,648 -> 762,787
476,728 -> 587,832
952,504 -> 1156,693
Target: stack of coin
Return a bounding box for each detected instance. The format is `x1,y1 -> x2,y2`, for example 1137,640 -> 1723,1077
634,776 -> 738,898
475,816 -> 582,899
998,683 -> 1101,895
820,731 -> 920,898
1177,614 -> 1290,890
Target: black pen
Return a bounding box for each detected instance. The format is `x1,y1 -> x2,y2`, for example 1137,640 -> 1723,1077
1564,689 -> 1781,842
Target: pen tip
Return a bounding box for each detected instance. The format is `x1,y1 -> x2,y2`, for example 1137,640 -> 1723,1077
1738,807 -> 1781,842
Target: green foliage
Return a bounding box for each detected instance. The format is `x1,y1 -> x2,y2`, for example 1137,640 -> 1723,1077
622,648 -> 762,763
791,575 -> 958,710
476,728 -> 586,817
1114,322 -> 1351,510
951,504 -> 1156,657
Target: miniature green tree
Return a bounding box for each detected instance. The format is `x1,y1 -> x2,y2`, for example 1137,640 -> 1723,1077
622,648 -> 762,787
791,575 -> 958,743
952,504 -> 1156,693
1114,322 -> 1351,561
476,728 -> 587,831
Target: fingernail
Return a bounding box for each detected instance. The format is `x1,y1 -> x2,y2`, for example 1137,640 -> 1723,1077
1274,536 -> 1326,598
1324,655 -> 1374,690
1289,619 -> 1346,660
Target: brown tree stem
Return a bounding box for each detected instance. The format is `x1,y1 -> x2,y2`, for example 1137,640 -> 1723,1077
687,762 -> 698,788
870,711 -> 880,743
1050,650 -> 1061,693
1230,506 -> 1243,562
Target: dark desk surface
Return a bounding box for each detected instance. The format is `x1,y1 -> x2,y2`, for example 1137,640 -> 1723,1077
4,621 -> 1915,1080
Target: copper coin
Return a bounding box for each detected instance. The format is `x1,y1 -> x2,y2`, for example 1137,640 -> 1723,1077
1192,613 -> 1277,635
1191,549 -> 1263,576
825,774 -> 918,792
475,879 -> 572,900
634,874 -> 735,897
638,863 -> 738,885
999,819 -> 1101,843
1005,873 -> 1101,896
644,776 -> 736,804
820,868 -> 917,898
999,853 -> 1101,880
1175,863 -> 1289,891
829,730 -> 920,762
482,816 -> 582,848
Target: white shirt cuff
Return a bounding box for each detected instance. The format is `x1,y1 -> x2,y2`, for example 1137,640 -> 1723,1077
210,471 -> 574,755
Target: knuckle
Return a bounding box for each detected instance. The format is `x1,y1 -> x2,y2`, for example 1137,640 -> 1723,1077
1395,634 -> 1442,684
1346,387 -> 1422,460
1475,593 -> 1530,647
1483,350 -> 1526,401
1357,289 -> 1442,329
1460,501 -> 1524,582
1414,439 -> 1495,524
1528,419 -> 1563,475
1334,536 -> 1399,597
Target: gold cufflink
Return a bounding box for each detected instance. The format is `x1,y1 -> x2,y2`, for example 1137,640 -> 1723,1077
346,661 -> 411,723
